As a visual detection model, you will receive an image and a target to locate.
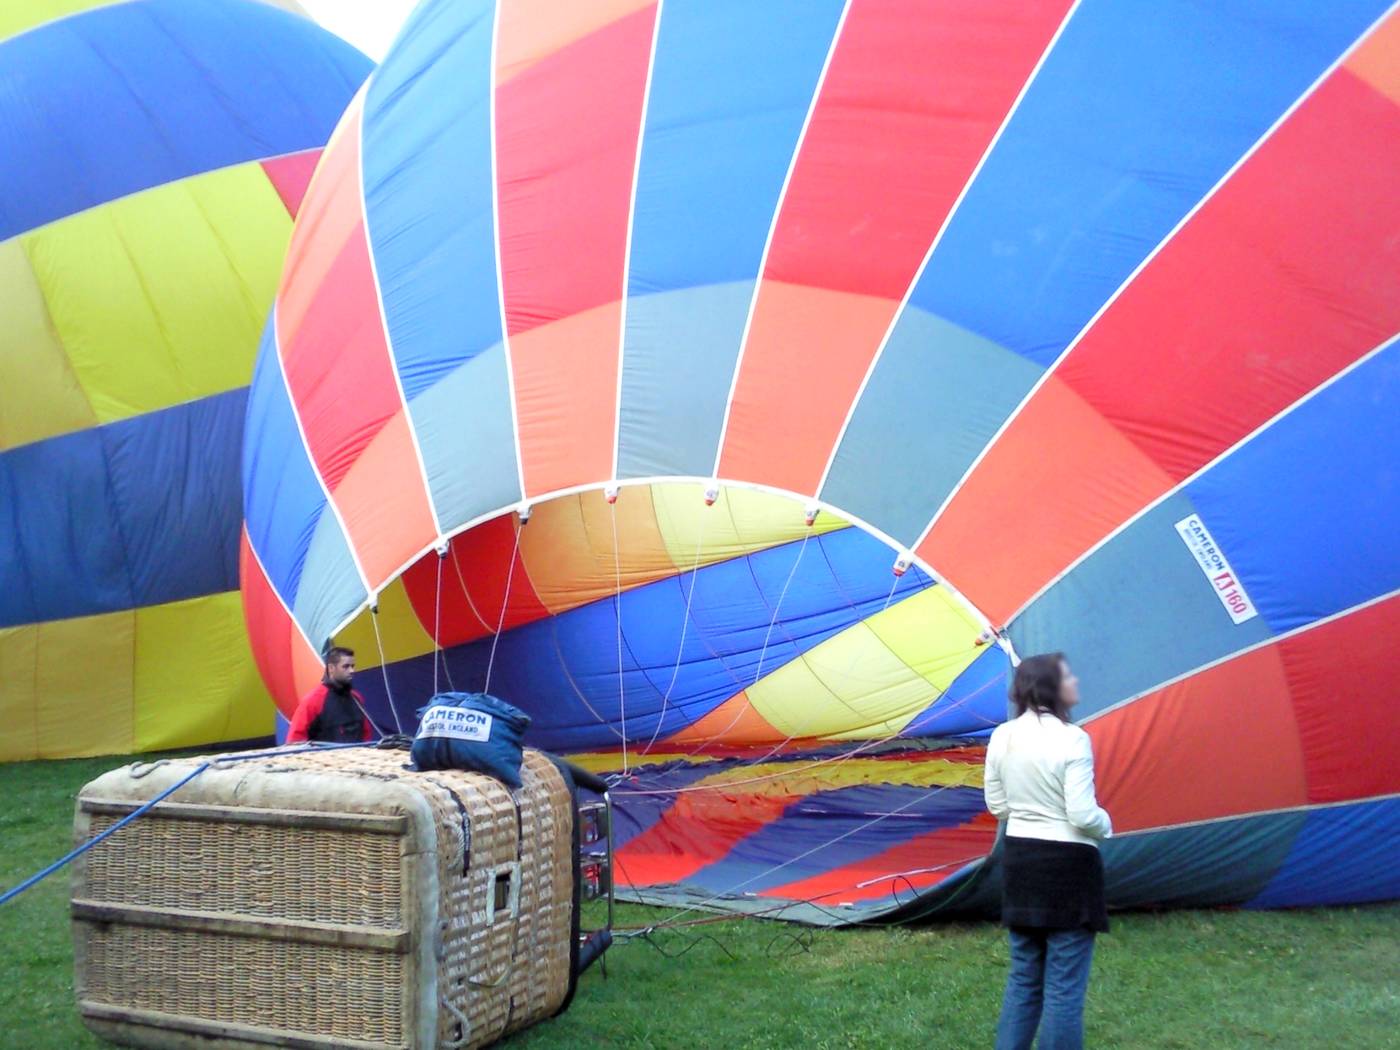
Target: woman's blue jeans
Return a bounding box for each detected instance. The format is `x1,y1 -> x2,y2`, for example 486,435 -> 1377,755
994,926 -> 1096,1050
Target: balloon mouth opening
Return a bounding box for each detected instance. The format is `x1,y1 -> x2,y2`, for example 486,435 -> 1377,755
323,480 -> 1007,762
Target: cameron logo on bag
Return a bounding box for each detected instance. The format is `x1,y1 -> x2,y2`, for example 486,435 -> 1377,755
419,705 -> 494,743
1174,514 -> 1257,624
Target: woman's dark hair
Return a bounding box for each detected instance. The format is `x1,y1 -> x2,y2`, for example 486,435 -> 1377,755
1010,652 -> 1069,721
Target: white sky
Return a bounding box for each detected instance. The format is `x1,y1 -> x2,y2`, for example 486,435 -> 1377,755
300,0 -> 419,61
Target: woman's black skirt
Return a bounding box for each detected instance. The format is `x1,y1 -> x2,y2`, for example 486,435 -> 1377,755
1001,835 -> 1109,933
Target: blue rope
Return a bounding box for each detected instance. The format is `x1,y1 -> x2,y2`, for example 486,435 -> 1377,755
0,741 -> 377,907
0,762 -> 209,907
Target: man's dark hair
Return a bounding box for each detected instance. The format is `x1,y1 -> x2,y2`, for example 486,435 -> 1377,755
1009,651 -> 1069,722
324,646 -> 355,665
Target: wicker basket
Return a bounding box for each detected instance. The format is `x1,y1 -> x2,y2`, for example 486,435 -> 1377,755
71,747 -> 578,1049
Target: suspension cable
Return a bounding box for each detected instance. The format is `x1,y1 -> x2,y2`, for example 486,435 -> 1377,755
369,603 -> 404,734
610,498 -> 629,775
483,516 -> 523,694
434,550 -> 444,697
738,573 -> 906,770
682,529 -> 812,757
640,506 -> 710,756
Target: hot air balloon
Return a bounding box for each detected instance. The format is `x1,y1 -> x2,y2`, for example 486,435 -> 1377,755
242,0 -> 1400,923
0,0 -> 371,761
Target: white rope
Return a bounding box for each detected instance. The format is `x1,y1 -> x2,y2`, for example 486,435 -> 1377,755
611,499 -> 629,775
682,529 -> 812,757
483,518 -> 523,694
434,552 -> 444,697
738,572 -> 904,769
640,506 -> 709,756
753,531 -> 810,685
449,544 -> 491,632
430,550 -> 458,694
369,604 -> 404,734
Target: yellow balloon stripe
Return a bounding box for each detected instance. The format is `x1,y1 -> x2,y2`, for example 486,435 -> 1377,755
22,159 -> 290,425
561,751 -> 983,793
687,754 -> 984,795
0,236 -> 96,449
519,487 -> 679,614
0,2 -> 311,45
132,591 -> 275,751
0,589 -> 272,762
336,576 -> 438,667
0,0 -> 115,43
520,483 -> 849,616
652,483 -> 846,568
746,588 -> 984,741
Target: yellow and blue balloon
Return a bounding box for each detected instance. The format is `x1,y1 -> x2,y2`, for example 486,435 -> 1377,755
0,0 -> 370,760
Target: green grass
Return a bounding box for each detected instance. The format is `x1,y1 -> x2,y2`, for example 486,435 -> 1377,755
3,754 -> 1396,1049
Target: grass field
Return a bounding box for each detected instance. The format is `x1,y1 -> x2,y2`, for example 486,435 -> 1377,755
3,754 -> 1396,1049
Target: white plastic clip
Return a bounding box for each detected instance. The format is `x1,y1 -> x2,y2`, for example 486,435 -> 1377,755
435,541 -> 450,558
703,483 -> 720,506
517,503 -> 532,525
804,504 -> 820,527
892,552 -> 913,578
604,484 -> 620,505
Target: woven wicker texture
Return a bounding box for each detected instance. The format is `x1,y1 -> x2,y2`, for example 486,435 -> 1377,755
84,814 -> 404,927
83,924 -> 406,1046
73,746 -> 575,1050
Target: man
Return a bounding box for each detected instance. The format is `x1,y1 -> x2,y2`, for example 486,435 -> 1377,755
286,646 -> 377,744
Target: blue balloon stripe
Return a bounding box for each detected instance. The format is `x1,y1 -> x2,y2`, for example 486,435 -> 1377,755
1184,338 -> 1400,633
0,387 -> 246,625
821,306 -> 1042,546
616,0 -> 844,480
899,644 -> 1011,740
828,0 -> 1389,548
0,0 -> 370,239
362,0 -> 503,402
908,0 -> 1388,367
1014,338 -> 1400,714
1101,809 -> 1305,908
1247,797 -> 1400,908
242,322 -> 364,629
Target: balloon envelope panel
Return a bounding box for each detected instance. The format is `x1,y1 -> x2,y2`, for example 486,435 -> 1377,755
0,0 -> 371,760
242,0 -> 1400,921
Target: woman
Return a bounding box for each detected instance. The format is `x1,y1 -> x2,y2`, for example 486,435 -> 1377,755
985,652 -> 1112,1050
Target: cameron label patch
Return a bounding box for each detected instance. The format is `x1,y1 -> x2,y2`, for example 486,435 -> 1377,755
420,706 -> 493,743
1174,513 -> 1258,625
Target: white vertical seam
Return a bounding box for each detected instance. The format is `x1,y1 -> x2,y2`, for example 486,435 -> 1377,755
610,0 -> 666,481
813,0 -> 1083,497
269,300 -> 375,600
709,0 -> 854,481
907,4 -> 1399,557
355,82 -> 445,538
1007,331 -> 1400,624
489,0 -> 529,501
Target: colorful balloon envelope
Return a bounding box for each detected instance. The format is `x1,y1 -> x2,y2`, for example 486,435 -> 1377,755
242,0 -> 1400,922
0,0 -> 371,760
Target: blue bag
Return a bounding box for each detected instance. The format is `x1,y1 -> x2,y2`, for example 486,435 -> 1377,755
411,692 -> 532,788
